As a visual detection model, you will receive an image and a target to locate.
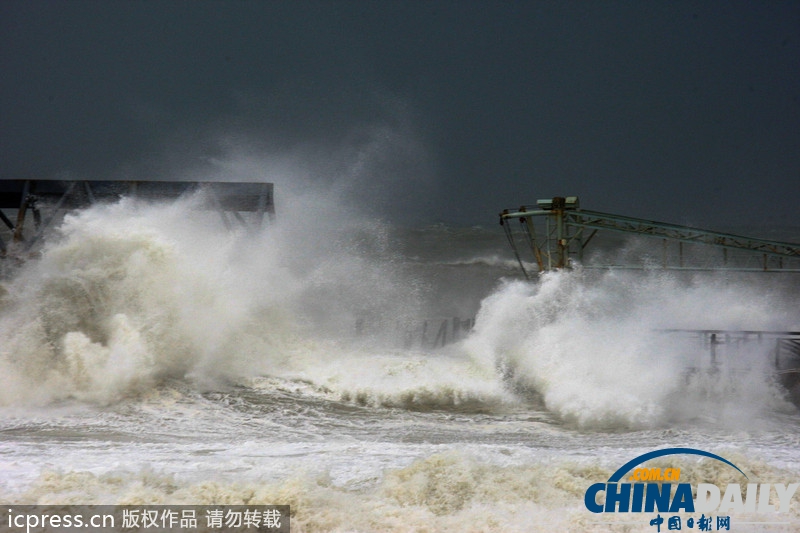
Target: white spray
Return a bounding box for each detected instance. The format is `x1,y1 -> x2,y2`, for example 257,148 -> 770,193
464,267 -> 798,427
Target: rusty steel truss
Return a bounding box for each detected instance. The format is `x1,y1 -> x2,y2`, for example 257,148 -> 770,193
0,179 -> 275,257
500,196 -> 800,277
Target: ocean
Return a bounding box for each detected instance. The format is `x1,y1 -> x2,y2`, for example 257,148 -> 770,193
1,193 -> 799,532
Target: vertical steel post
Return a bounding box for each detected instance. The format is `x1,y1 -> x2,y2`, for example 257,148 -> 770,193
553,197 -> 566,268
524,215 -> 544,272
545,215 -> 552,270
13,180 -> 30,243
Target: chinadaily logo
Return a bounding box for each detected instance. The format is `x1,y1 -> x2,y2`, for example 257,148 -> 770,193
584,447 -> 799,531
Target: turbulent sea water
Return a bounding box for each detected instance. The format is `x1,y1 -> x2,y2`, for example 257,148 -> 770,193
1,194 -> 800,532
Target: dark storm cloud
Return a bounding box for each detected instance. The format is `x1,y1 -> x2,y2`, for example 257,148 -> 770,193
1,1 -> 798,227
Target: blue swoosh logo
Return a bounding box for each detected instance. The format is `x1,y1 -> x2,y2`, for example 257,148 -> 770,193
607,447 -> 748,482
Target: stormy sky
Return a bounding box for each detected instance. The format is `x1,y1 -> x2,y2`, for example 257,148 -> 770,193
1,1 -> 798,228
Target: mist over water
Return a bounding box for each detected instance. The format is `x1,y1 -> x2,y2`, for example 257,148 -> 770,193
1,183 -> 799,531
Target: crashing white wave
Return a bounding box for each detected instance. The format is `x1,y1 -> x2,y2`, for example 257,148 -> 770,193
464,268 -> 796,427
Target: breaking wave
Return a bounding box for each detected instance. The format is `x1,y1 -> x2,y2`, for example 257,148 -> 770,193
464,268 -> 798,427
0,192 -> 424,405
0,194 -> 797,429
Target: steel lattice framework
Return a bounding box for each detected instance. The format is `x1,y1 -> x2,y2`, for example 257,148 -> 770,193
500,196 -> 800,277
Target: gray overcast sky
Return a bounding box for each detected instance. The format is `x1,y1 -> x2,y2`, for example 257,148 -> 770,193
1,0 -> 798,228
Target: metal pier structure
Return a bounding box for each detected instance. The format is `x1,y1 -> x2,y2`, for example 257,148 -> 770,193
662,329 -> 800,402
500,196 -> 800,277
0,179 -> 275,256
661,329 -> 800,367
